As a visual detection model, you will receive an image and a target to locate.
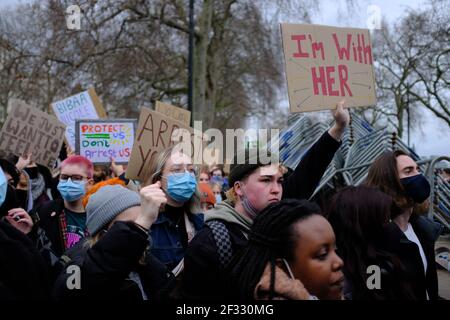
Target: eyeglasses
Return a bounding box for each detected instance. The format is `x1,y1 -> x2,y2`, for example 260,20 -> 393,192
60,174 -> 87,182
168,167 -> 197,176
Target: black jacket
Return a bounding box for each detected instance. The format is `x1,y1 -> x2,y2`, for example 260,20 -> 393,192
52,221 -> 176,300
343,250 -> 418,300
179,131 -> 341,300
29,199 -> 68,258
0,220 -> 50,300
381,214 -> 442,300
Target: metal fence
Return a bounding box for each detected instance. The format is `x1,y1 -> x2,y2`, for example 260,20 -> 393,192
273,111 -> 450,232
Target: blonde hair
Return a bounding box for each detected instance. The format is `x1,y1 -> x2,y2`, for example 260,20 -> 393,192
199,165 -> 211,176
84,232 -> 102,249
225,188 -> 238,205
142,145 -> 202,214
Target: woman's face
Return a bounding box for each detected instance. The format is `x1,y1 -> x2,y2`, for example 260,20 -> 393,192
199,173 -> 210,183
212,184 -> 221,195
161,152 -> 194,189
160,152 -> 195,205
235,164 -> 283,212
17,172 -> 28,190
290,215 -> 344,300
211,169 -> 222,179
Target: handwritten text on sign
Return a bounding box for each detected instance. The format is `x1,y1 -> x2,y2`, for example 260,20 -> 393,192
126,109 -> 204,181
155,101 -> 191,126
52,90 -> 101,149
76,120 -> 136,164
0,100 -> 65,168
281,23 -> 376,112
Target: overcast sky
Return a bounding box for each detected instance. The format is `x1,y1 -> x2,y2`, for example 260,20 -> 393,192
1,0 -> 448,157
308,0 -> 449,157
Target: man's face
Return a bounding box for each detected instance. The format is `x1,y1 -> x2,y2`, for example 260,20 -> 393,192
397,155 -> 431,210
396,155 -> 421,179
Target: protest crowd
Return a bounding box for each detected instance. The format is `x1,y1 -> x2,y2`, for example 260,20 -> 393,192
0,11 -> 449,303
0,97 -> 449,301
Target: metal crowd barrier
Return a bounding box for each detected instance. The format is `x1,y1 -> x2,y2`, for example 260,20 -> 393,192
272,112 -> 450,232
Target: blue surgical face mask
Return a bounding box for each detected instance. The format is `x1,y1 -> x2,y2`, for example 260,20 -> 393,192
215,194 -> 222,203
0,168 -> 7,207
400,174 -> 430,204
211,175 -> 223,185
166,172 -> 197,203
238,183 -> 259,220
57,178 -> 87,202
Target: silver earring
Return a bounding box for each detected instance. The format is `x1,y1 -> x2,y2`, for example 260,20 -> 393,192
282,258 -> 295,279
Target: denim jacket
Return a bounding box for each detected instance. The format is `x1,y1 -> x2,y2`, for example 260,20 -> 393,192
150,212 -> 204,270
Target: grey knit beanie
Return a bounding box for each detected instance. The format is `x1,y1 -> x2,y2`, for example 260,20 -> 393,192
86,185 -> 141,236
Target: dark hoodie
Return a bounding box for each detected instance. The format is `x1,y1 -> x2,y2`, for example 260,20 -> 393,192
0,220 -> 51,300
0,185 -> 18,218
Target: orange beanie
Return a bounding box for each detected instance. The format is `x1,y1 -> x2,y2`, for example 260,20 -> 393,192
198,183 -> 216,206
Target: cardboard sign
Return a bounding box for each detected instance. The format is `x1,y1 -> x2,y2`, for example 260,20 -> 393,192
281,23 -> 377,113
75,119 -> 137,165
51,88 -> 107,149
155,101 -> 191,126
126,108 -> 204,181
0,100 -> 66,168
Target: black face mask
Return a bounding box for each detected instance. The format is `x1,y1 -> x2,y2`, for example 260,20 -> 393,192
400,174 -> 431,204
15,189 -> 28,206
24,167 -> 39,179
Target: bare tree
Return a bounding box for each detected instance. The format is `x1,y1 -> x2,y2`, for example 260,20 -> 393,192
365,1 -> 449,140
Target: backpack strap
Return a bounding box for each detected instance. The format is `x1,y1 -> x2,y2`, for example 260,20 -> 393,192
206,220 -> 233,269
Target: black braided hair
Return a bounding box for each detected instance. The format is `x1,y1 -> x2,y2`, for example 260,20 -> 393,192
227,198 -> 321,301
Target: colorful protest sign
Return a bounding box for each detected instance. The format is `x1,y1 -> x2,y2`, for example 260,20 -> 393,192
51,88 -> 107,149
0,99 -> 66,168
126,108 -> 204,181
75,119 -> 136,165
155,101 -> 191,126
281,23 -> 377,113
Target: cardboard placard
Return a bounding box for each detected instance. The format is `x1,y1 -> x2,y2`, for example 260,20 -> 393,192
0,99 -> 66,168
51,88 -> 106,149
281,23 -> 377,113
155,101 -> 191,126
75,119 -> 137,165
126,108 -> 204,181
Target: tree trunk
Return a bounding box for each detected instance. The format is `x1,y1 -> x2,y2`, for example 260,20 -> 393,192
395,93 -> 404,138
193,0 -> 214,129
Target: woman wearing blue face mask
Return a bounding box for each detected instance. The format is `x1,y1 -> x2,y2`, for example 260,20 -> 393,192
142,146 -> 203,275
29,155 -> 95,270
